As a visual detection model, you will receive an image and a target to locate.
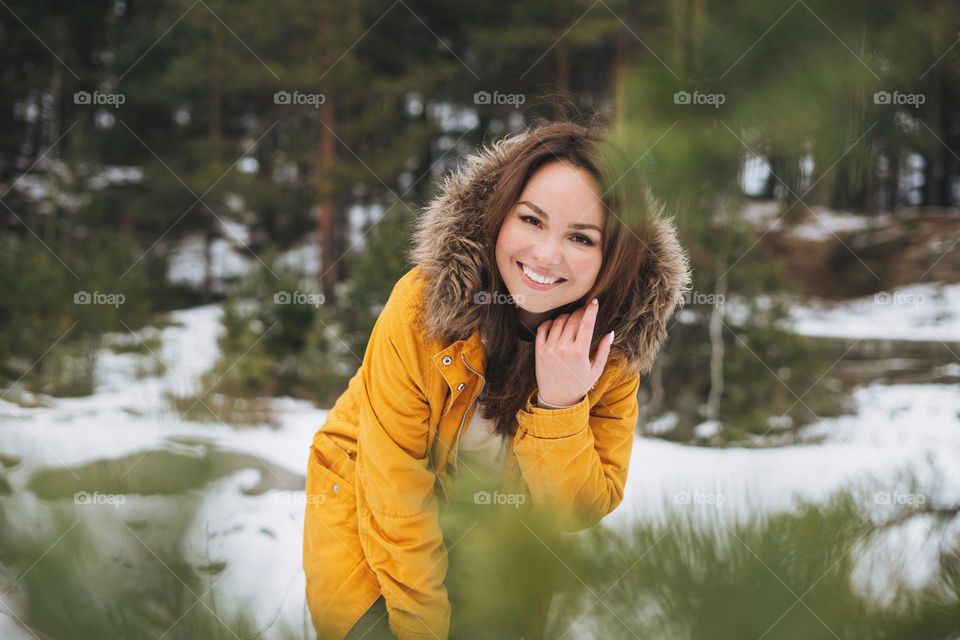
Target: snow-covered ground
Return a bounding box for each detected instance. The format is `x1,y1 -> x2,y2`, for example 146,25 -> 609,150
711,281 -> 960,342
788,281 -> 960,341
0,306 -> 321,638
2,282 -> 959,638
789,207 -> 894,241
738,200 -> 897,241
606,382 -> 960,594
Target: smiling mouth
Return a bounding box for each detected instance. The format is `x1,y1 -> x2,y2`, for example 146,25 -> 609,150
517,261 -> 567,287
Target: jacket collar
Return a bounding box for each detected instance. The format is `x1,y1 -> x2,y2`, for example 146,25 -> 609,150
431,329 -> 485,393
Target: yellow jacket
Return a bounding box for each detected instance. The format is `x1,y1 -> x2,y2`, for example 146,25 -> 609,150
304,130 -> 691,639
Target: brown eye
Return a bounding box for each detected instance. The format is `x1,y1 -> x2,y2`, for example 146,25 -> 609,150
520,215 -> 541,227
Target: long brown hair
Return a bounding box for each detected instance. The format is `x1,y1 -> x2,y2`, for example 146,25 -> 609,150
475,119 -> 658,437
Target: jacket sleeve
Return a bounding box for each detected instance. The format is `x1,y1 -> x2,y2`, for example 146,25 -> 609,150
512,357 -> 640,532
354,279 -> 451,640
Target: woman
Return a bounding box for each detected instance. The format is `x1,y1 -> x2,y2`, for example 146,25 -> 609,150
303,120 -> 691,639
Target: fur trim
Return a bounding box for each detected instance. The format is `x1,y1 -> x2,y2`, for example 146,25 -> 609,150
406,130 -> 692,376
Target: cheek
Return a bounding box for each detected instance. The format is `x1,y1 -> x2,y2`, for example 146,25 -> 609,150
495,221 -> 522,259
571,250 -> 602,280
494,232 -> 513,278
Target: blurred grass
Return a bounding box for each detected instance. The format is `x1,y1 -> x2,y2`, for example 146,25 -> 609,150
435,489 -> 960,639
0,480 -> 957,639
0,505 -> 300,640
26,446 -> 302,499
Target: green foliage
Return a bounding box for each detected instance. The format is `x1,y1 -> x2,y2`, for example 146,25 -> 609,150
554,491 -> 960,639
25,446 -> 301,499
168,252 -> 345,421
169,201 -> 418,419
0,505 -> 300,640
0,233 -> 158,397
721,297 -> 845,441
424,487 -> 960,639
3,457 -> 958,640
167,296 -> 280,426
339,201 -> 418,353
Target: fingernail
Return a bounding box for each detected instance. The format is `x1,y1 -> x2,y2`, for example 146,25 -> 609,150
609,330 -> 615,341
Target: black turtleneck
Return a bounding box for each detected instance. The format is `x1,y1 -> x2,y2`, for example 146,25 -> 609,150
517,326 -> 536,343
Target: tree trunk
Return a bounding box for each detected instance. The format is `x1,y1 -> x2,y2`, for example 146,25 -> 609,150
706,257 -> 726,423
887,150 -> 900,213
203,14 -> 224,303
316,0 -> 338,305
706,201 -> 731,425
923,66 -> 947,207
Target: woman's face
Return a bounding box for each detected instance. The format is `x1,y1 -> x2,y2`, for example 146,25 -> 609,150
495,159 -> 605,330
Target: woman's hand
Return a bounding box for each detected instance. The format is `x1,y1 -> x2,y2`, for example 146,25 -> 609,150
534,298 -> 615,407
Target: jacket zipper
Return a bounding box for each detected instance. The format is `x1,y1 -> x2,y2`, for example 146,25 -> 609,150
453,353 -> 519,496
453,353 -> 485,473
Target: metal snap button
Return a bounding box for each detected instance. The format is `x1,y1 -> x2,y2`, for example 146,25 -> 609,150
333,483 -> 340,493
457,382 -> 465,391
442,356 -> 452,365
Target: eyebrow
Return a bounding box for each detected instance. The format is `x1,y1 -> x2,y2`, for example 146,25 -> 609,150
517,201 -> 603,234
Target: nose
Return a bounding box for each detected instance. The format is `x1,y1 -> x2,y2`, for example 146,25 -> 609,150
529,235 -> 562,268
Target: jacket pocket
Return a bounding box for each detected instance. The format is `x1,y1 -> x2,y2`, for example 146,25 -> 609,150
304,435 -> 362,582
304,440 -> 377,639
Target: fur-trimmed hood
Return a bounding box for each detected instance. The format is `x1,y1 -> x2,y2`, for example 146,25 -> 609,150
407,128 -> 692,376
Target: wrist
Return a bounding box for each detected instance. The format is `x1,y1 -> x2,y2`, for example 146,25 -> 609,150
536,393 -> 584,409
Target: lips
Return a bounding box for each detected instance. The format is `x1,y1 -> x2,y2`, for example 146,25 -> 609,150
517,261 -> 566,288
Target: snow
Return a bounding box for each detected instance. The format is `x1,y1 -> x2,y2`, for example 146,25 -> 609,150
163,208 -> 374,294
740,157 -> 771,197
643,411 -> 678,435
737,199 -> 903,242
740,199 -> 782,229
1,305 -> 320,477
692,420 -> 721,439
166,234 -> 253,292
601,381 -> 960,604
276,240 -> 320,275
0,304 -> 322,636
790,207 -> 889,241
183,470 -> 309,638
788,282 -> 960,341
88,165 -> 144,190
611,382 -> 960,531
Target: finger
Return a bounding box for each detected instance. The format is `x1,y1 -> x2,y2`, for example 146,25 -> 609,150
536,319 -> 553,347
576,298 -> 599,347
547,314 -> 568,343
561,307 -> 583,345
590,329 -> 614,376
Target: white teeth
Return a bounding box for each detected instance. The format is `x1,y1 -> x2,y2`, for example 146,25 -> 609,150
521,263 -> 560,285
